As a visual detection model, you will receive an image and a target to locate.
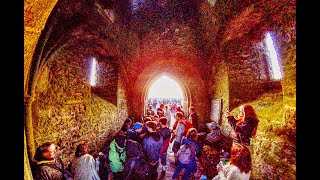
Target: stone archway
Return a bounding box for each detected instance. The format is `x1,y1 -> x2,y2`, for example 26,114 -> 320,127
141,72 -> 191,119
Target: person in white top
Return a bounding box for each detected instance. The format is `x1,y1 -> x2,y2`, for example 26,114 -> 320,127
212,142 -> 251,180
71,142 -> 101,180
164,105 -> 172,128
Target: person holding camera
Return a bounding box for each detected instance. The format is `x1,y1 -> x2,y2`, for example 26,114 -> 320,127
225,104 -> 259,146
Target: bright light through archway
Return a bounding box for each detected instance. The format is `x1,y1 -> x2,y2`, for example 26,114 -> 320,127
148,76 -> 183,99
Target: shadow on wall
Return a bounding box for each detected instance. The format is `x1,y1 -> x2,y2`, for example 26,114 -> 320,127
229,81 -> 282,110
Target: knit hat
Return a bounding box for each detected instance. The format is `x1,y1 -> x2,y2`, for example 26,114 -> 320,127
133,122 -> 143,131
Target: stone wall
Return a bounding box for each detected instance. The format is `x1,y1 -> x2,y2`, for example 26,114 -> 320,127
210,18 -> 296,180
31,53 -> 124,167
225,37 -> 283,110
124,24 -> 211,131
209,57 -> 229,127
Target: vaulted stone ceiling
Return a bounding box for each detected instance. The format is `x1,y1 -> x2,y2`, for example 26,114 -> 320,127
32,0 -> 294,65
26,0 -> 295,101
35,0 -> 203,61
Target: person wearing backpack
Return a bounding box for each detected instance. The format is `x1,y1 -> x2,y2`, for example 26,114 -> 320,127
204,121 -> 222,149
122,139 -> 147,180
172,128 -> 200,180
172,111 -> 193,164
198,121 -> 223,179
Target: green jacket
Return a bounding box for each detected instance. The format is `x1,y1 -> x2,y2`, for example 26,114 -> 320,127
108,139 -> 126,173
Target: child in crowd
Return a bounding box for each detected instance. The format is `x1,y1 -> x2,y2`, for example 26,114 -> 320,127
139,117 -> 153,140
172,128 -> 200,180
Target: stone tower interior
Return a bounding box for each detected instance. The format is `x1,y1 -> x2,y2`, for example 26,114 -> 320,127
24,0 -> 296,179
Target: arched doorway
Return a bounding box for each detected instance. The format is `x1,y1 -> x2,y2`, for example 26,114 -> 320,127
142,73 -> 190,128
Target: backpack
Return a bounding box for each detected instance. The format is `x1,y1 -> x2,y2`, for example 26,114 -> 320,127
177,144 -> 195,164
205,129 -> 221,143
183,120 -> 193,136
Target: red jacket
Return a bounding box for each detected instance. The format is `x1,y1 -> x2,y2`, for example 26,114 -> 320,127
173,119 -> 193,137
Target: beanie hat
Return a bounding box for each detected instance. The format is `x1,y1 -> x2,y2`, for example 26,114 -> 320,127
133,122 -> 143,131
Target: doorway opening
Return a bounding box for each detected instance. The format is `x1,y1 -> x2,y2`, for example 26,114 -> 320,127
145,75 -> 185,128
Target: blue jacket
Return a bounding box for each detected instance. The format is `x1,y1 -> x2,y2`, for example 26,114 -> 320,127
142,132 -> 163,165
180,137 -> 200,170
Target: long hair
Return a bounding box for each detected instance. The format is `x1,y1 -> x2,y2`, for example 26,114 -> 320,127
229,143 -> 252,173
237,104 -> 259,136
75,142 -> 89,157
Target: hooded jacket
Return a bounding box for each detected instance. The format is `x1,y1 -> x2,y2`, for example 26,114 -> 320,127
108,139 -> 126,173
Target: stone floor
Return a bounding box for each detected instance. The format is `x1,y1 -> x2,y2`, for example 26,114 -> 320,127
156,141 -> 207,180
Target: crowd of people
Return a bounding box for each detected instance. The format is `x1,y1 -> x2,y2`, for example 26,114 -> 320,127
31,103 -> 259,180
